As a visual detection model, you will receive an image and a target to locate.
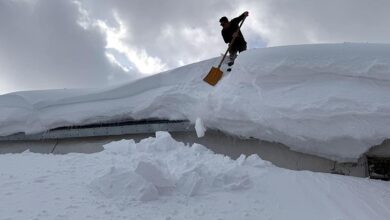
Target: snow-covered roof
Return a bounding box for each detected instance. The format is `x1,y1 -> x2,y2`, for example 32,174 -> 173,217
1,43 -> 390,162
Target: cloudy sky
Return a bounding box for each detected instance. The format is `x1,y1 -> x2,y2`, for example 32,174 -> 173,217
1,0 -> 390,94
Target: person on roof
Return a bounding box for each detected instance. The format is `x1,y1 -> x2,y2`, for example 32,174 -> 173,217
219,11 -> 249,65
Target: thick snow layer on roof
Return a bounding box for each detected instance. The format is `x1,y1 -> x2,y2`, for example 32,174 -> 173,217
0,132 -> 389,220
1,43 -> 390,161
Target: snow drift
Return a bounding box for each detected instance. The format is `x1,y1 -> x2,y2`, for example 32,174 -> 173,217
1,43 -> 390,161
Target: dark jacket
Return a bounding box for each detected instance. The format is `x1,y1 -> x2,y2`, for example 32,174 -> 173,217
221,13 -> 247,49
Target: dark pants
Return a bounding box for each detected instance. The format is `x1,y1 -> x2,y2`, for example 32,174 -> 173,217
229,42 -> 247,61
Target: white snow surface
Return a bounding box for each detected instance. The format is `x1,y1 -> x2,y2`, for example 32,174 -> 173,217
0,132 -> 389,220
1,43 -> 390,161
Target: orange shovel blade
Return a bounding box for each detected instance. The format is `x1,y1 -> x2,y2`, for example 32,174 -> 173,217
203,67 -> 223,86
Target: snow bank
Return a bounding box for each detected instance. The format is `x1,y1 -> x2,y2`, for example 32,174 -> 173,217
1,43 -> 390,161
0,132 -> 389,220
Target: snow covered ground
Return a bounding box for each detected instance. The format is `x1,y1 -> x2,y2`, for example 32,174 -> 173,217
0,132 -> 389,220
1,43 -> 390,161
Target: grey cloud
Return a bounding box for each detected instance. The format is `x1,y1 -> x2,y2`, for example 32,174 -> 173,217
246,0 -> 390,46
80,0 -> 249,68
0,0 -> 137,94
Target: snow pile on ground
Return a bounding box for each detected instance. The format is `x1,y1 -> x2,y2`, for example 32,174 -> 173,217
1,43 -> 390,161
0,132 -> 389,220
91,131 -> 264,204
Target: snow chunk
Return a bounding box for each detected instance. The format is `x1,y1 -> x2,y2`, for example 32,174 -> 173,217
90,167 -> 159,202
134,160 -> 174,188
103,139 -> 134,155
244,154 -> 273,168
213,167 -> 252,191
195,117 -> 206,137
177,170 -> 204,196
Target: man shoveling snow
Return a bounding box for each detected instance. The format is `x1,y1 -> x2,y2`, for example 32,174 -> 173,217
220,11 -> 249,66
203,11 -> 249,86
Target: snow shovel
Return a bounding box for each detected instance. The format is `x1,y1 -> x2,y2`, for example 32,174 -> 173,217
203,17 -> 246,86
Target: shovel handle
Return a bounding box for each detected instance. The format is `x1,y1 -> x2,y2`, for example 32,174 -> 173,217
218,16 -> 247,68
